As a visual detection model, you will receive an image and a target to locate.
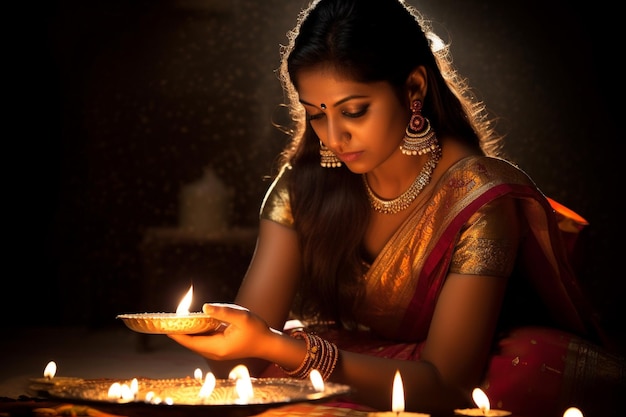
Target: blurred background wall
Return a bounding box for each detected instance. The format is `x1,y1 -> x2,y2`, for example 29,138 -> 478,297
7,0 -> 622,351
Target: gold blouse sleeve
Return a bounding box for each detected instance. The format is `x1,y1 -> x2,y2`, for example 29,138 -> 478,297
449,195 -> 522,278
259,165 -> 295,228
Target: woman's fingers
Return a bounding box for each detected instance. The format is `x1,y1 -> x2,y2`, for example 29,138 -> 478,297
167,303 -> 273,361
203,303 -> 251,325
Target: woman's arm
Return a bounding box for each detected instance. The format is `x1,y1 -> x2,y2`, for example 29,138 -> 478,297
169,271 -> 507,413
327,271 -> 508,412
169,198 -> 517,413
234,219 -> 302,331
170,218 -> 302,378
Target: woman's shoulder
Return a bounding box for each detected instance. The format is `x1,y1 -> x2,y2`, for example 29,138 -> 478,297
442,155 -> 536,188
259,164 -> 294,227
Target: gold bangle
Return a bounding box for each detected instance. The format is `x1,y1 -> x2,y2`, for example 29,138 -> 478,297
279,330 -> 339,381
280,331 -> 311,378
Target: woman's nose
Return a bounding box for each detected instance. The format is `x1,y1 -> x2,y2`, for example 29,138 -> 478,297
325,120 -> 348,148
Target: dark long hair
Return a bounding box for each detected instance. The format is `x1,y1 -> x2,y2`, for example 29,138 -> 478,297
274,0 -> 503,326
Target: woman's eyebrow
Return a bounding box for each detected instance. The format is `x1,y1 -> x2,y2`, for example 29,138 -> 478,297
299,95 -> 368,108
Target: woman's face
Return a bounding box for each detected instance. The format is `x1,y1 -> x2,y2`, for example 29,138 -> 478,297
296,66 -> 410,174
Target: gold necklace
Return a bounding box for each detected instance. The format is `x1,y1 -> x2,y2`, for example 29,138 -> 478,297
363,145 -> 441,214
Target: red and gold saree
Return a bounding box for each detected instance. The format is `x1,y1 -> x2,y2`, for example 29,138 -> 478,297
260,156 -> 623,416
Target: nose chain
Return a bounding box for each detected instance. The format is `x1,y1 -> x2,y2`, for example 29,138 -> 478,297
362,144 -> 442,214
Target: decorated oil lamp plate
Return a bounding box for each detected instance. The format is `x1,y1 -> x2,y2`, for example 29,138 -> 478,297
45,377 -> 352,416
116,312 -> 225,334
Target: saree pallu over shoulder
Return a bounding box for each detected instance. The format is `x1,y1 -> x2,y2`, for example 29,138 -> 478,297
359,156 -> 601,344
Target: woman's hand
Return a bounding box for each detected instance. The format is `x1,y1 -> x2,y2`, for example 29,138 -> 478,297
167,303 -> 280,361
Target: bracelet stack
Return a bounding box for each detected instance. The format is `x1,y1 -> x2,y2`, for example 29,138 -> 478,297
279,330 -> 339,381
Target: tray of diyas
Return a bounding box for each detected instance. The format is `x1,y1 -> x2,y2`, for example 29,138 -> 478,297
46,376 -> 353,417
116,312 -> 225,334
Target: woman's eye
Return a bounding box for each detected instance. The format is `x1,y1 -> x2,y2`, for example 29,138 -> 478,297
342,107 -> 368,118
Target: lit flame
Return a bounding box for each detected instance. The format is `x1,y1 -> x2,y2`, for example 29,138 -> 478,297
472,388 -> 490,414
194,368 -> 203,382
229,364 -> 253,403
176,285 -> 193,315
229,364 -> 250,380
145,391 -> 154,402
563,407 -> 584,417
391,370 -> 405,412
119,384 -> 134,401
235,379 -> 254,403
43,361 -> 57,379
107,379 -> 138,402
199,372 -> 216,399
144,390 -> 171,405
130,378 -> 138,397
108,382 -> 121,398
309,369 -> 324,392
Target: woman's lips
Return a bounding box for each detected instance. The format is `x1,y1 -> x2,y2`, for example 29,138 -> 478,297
338,151 -> 362,163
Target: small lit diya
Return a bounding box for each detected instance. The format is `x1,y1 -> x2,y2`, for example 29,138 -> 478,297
117,312 -> 224,334
117,285 -> 225,334
454,388 -> 511,416
29,361 -> 84,397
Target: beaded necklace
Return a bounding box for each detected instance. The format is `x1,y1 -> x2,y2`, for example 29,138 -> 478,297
363,145 -> 441,214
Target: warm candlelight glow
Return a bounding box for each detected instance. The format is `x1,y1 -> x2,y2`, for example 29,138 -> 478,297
454,388 -> 511,416
108,382 -> 121,399
107,379 -> 138,402
107,381 -> 136,402
367,369 -> 430,415
229,364 -> 250,380
144,390 -> 171,405
229,364 -> 253,403
130,378 -> 138,397
392,370 -> 405,412
43,361 -> 57,379
199,372 -> 216,399
309,369 -> 324,392
120,383 -> 134,401
563,407 -> 583,417
194,368 -> 203,382
117,284 -> 223,334
472,388 -> 490,414
176,285 -> 194,315
47,375 -> 352,407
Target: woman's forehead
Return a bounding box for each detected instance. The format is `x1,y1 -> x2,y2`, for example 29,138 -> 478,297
296,68 -> 390,105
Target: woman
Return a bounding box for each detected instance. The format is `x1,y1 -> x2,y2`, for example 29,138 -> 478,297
169,0 -> 624,415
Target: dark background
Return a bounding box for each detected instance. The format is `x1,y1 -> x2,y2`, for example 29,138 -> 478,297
6,0 -> 623,352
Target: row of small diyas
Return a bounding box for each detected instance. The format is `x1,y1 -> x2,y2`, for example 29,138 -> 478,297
370,369 -> 585,417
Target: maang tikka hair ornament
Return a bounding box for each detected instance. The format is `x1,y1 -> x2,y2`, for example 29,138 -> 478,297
320,141 -> 342,168
400,99 -> 439,156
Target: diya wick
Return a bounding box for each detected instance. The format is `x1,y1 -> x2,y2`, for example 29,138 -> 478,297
454,388 -> 511,416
